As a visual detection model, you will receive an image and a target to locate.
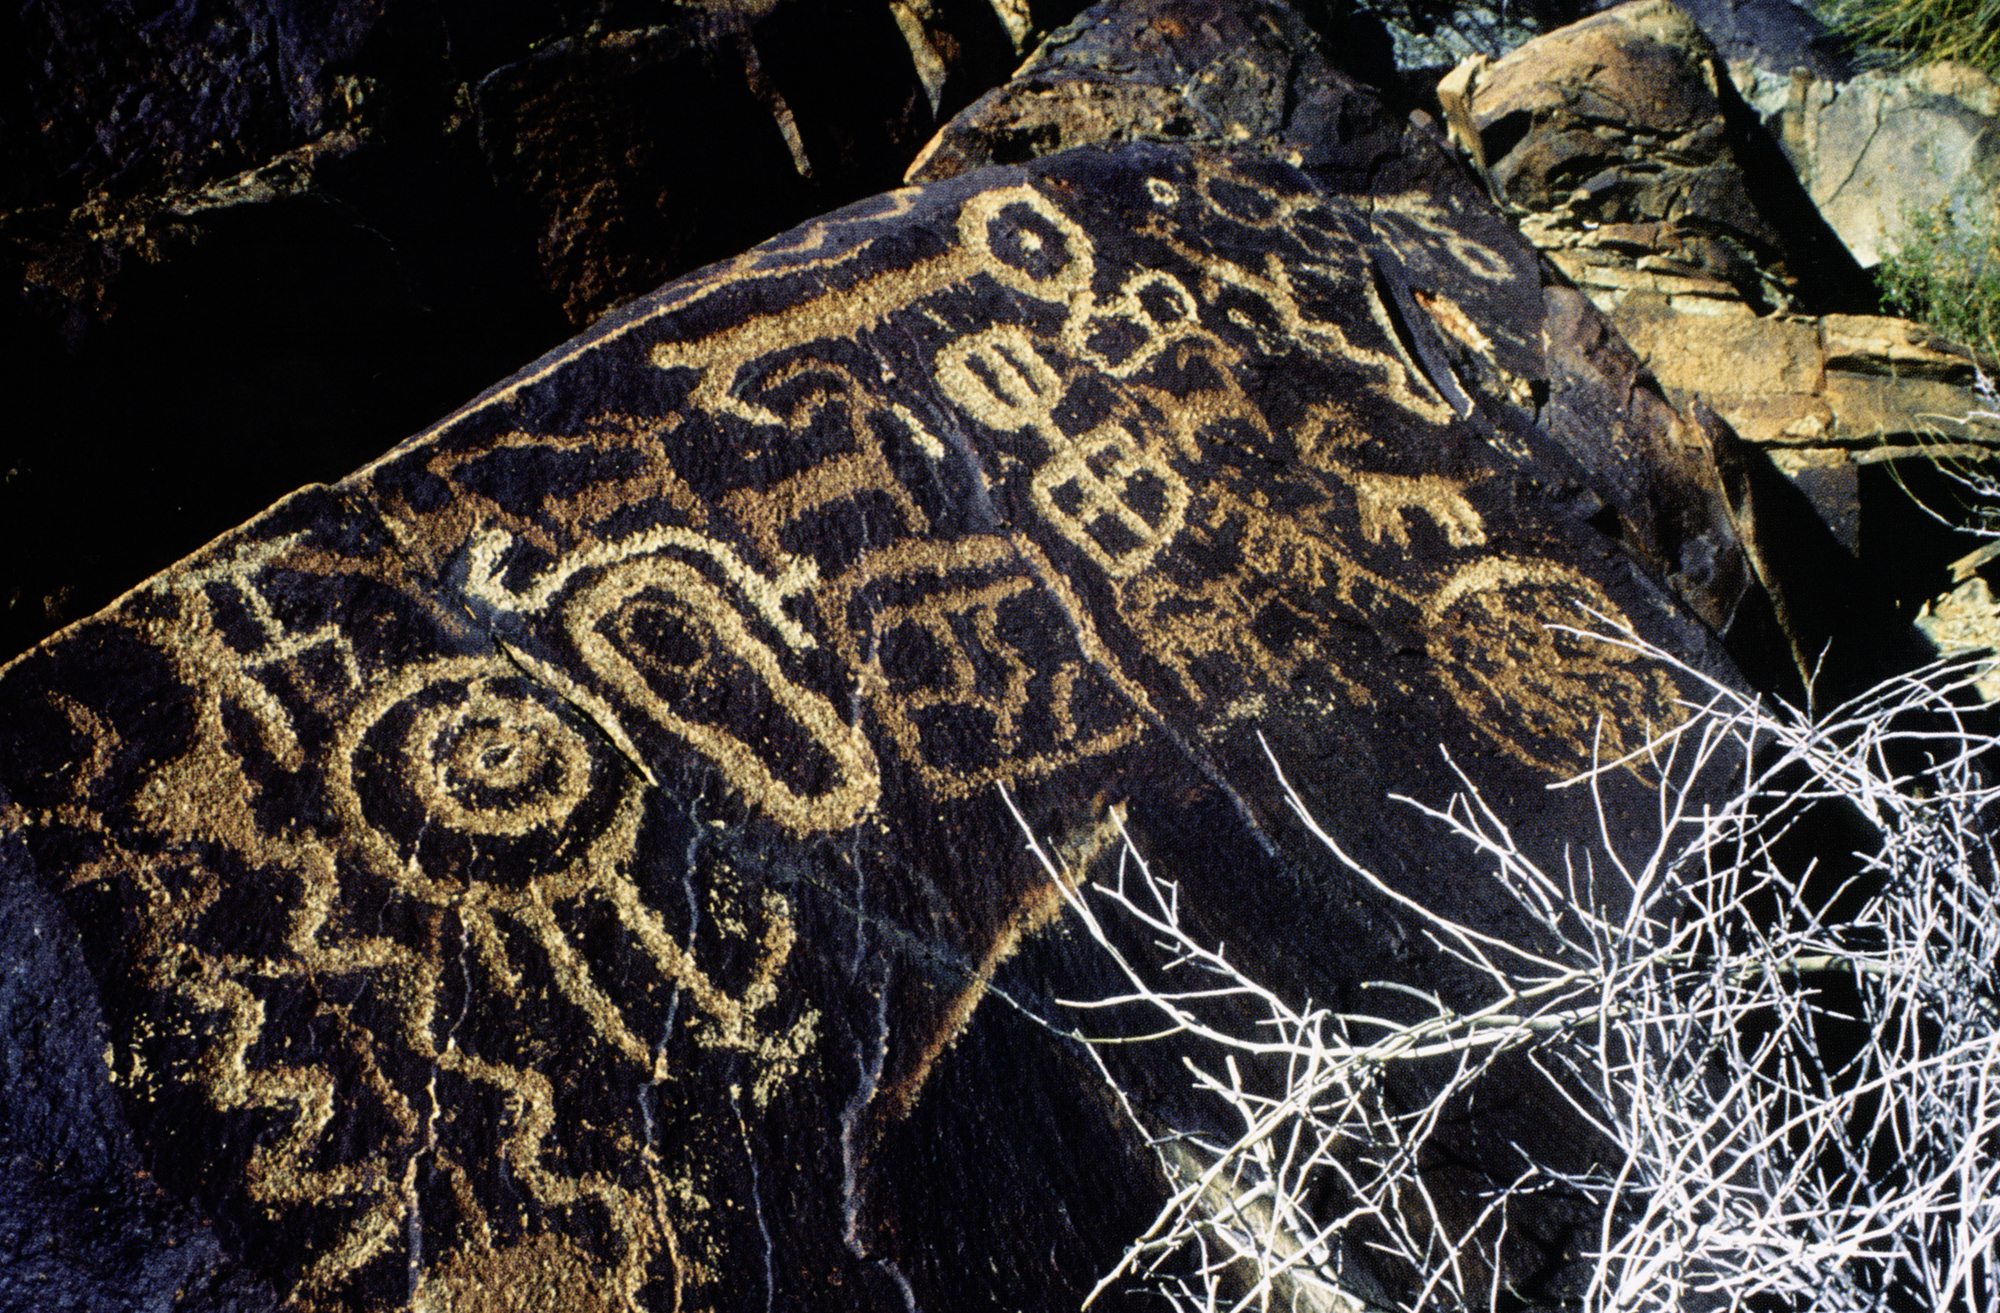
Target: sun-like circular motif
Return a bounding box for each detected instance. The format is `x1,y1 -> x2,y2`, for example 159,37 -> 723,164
1426,557 -> 1686,777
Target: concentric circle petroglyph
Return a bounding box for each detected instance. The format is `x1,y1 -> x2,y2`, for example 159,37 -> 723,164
957,184 -> 1096,298
406,679 -> 596,838
334,658 -> 638,899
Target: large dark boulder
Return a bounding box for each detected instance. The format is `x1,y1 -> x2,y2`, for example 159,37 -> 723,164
1,0 -> 1089,666
1,2 -> 1770,1310
3,0 -> 1066,225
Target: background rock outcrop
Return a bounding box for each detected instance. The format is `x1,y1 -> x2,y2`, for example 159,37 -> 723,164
1459,0 -> 1872,311
1363,0 -> 1848,95
1453,0 -> 1999,698
1736,56 -> 2000,271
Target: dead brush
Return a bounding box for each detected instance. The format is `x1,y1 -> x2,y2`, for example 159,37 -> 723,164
1011,637 -> 2000,1312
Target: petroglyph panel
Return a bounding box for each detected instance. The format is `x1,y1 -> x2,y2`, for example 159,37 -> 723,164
826,535 -> 1143,796
0,137 -> 1740,1313
0,493 -> 822,1312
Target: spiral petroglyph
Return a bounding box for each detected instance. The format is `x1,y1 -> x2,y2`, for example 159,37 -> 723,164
339,662 -> 628,885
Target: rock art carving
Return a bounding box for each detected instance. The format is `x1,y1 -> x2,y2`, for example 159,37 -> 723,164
0,52 -> 1755,1313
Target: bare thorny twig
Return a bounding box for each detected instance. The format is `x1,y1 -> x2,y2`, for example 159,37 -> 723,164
1005,635 -> 2000,1313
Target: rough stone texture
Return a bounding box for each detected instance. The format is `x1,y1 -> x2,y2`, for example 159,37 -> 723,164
1591,294 -> 1998,677
2,0 -> 1071,227
1,0 -> 1091,668
472,3 -> 1049,327
906,0 -> 1358,182
1449,0 -> 1990,695
1613,303 -> 1995,448
1371,0 -> 1572,75
1917,575 -> 2000,701
1658,0 -> 1850,78
1365,0 -> 1847,98
0,822 -> 282,1313
1735,57 -> 2000,269
0,15 -> 1763,1307
1361,0 -> 1844,80
3,0 -> 385,215
1463,0 -> 1872,312
1,125 -> 570,672
5,0 -> 1073,332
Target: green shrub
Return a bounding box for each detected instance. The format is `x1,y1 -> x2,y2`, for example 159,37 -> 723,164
1877,197 -> 2000,360
1824,0 -> 2000,80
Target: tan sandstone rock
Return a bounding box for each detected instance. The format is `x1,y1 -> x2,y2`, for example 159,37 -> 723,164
1734,58 -> 2000,270
1456,0 -> 1995,691
1461,0 -> 1854,311
1610,299 -> 1993,448
1917,575 -> 2000,701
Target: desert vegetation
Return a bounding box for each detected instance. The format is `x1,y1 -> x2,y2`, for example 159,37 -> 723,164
1016,630 -> 2000,1311
1825,0 -> 2000,81
1825,0 -> 2000,363
1877,201 -> 2000,363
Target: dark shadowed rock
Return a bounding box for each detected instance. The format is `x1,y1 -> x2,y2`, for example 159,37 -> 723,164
3,0 -> 382,215
6,0 -> 1080,337
0,0 -> 1066,229
906,0 -> 1392,180
0,127 -> 570,672
1,0 -> 1092,667
0,821 -> 282,1313
472,1 -> 1062,327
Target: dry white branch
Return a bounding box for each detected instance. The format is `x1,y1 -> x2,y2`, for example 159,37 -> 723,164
1012,640 -> 2000,1312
